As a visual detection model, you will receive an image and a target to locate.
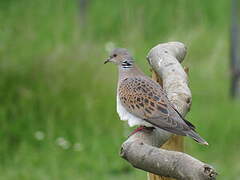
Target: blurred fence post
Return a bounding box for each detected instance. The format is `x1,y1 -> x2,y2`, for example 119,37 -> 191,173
230,0 -> 240,98
79,0 -> 89,25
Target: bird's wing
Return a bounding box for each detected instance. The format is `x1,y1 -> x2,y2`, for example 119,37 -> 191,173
118,77 -> 194,134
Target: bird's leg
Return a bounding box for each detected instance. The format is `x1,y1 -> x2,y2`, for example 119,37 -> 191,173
129,126 -> 155,136
130,126 -> 145,136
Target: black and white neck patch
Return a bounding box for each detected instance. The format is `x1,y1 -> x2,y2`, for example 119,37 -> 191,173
121,60 -> 134,68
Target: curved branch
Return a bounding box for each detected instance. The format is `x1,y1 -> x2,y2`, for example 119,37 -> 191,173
120,128 -> 216,180
147,42 -> 191,115
120,42 -> 217,180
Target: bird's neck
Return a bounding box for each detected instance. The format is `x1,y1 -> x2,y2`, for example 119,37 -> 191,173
118,63 -> 145,82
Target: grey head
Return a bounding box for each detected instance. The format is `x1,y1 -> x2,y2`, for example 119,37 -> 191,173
104,48 -> 134,68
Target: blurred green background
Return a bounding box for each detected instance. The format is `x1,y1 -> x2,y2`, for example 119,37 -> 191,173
0,0 -> 239,179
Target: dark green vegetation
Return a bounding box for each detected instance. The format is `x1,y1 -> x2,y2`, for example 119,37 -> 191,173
0,0 -> 239,179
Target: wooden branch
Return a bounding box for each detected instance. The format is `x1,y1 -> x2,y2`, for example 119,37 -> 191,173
120,42 -> 217,180
120,128 -> 216,180
148,43 -> 188,180
147,42 -> 191,116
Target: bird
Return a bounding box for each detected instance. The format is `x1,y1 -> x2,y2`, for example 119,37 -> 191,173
104,48 -> 208,145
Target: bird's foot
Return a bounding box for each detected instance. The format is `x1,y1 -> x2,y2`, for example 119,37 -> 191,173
129,126 -> 145,136
129,126 -> 155,137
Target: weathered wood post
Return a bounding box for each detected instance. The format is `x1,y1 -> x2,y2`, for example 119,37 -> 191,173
120,42 -> 217,180
79,0 -> 89,25
147,42 -> 188,180
148,43 -> 189,180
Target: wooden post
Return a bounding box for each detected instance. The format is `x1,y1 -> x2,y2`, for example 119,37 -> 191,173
230,0 -> 240,98
120,42 -> 217,180
79,0 -> 89,25
148,71 -> 184,180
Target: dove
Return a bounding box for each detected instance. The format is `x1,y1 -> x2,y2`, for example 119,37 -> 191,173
104,48 -> 208,145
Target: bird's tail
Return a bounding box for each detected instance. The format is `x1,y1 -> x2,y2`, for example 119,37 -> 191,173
186,130 -> 209,145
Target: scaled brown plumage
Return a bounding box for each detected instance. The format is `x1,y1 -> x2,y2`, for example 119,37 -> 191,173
118,77 -> 193,135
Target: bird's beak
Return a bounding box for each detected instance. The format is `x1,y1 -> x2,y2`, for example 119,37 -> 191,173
104,57 -> 111,64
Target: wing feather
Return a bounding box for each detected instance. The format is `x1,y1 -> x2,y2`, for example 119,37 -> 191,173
118,77 -> 192,133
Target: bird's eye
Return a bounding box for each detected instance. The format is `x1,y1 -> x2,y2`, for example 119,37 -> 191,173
113,54 -> 117,57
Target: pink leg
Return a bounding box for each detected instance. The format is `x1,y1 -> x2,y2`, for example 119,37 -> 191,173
129,126 -> 145,136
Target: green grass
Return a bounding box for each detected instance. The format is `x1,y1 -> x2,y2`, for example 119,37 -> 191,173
0,0 -> 239,179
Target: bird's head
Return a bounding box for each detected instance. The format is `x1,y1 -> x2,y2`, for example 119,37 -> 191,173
104,48 -> 134,68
